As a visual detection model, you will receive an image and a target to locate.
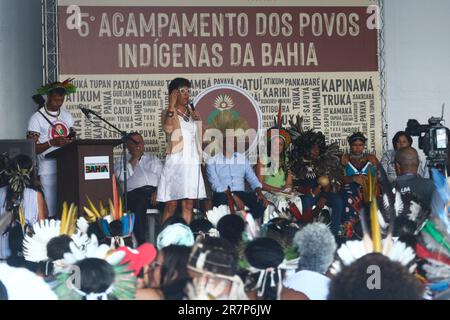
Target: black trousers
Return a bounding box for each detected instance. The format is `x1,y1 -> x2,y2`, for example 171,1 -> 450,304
212,191 -> 265,219
126,185 -> 161,245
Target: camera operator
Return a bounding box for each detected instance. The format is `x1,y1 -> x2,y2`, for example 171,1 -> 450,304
380,131 -> 425,183
394,147 -> 434,209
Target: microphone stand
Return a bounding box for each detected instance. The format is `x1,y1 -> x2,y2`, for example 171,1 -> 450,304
82,108 -> 129,214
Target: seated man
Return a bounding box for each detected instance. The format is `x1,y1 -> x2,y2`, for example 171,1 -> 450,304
114,132 -> 163,245
380,131 -> 425,183
394,147 -> 434,209
206,136 -> 269,220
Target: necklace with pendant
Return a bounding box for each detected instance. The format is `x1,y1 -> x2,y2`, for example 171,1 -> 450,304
177,109 -> 190,122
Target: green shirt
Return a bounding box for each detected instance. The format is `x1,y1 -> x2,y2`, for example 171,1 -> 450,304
261,155 -> 286,188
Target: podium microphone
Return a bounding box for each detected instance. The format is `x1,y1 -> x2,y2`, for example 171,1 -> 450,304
80,106 -> 91,119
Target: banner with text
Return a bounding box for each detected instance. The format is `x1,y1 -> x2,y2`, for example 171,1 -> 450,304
58,0 -> 381,157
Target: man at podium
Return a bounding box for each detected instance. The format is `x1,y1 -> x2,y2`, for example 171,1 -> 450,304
115,132 -> 163,245
26,79 -> 77,217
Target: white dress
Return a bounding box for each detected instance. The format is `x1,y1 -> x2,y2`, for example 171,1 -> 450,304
157,115 -> 206,202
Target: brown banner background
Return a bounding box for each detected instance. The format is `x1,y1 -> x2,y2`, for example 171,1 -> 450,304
58,1 -> 381,157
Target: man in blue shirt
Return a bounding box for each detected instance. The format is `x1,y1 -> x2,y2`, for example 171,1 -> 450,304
206,141 -> 270,219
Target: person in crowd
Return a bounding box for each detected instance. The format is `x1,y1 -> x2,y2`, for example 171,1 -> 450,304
394,147 -> 434,209
27,79 -> 77,218
156,222 -> 195,251
157,78 -> 206,225
256,124 -> 303,223
216,214 -> 246,266
261,218 -> 299,247
0,154 -> 47,263
145,245 -> 192,300
185,237 -> 248,300
115,132 -> 163,245
288,116 -> 343,235
328,253 -> 425,300
217,214 -> 246,250
22,202 -> 86,278
341,132 -> 379,220
0,262 -> 57,300
380,131 -> 425,182
52,255 -> 138,300
281,223 -> 336,300
189,218 -> 218,241
244,237 -> 291,300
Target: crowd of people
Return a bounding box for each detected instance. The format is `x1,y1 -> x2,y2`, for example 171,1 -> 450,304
0,77 -> 449,300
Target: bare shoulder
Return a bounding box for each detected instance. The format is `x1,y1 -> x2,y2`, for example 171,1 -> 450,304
281,287 -> 310,300
135,288 -> 163,300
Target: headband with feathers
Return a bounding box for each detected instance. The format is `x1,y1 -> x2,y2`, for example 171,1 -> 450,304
36,78 -> 77,96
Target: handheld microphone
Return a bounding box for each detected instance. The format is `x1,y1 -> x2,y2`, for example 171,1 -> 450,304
188,99 -> 195,111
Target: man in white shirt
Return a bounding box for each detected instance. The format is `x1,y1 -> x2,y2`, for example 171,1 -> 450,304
115,132 -> 163,245
26,80 -> 76,218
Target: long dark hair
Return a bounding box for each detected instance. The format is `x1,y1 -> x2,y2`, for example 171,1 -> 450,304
159,245 -> 191,300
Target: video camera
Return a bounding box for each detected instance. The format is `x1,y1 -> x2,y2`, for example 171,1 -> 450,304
405,104 -> 449,169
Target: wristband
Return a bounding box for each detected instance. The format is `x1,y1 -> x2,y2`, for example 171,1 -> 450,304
167,111 -> 174,118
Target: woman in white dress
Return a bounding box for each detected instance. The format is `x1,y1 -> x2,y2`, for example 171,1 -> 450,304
157,78 -> 206,224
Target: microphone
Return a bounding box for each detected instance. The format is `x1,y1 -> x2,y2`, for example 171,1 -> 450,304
188,99 -> 195,111
80,107 -> 91,119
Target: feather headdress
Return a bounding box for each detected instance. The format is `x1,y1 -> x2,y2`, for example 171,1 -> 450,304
416,169 -> 450,297
36,78 -> 77,96
266,102 -> 292,146
83,176 -> 135,249
52,244 -> 137,300
287,115 -> 342,188
22,202 -> 88,264
3,163 -> 32,195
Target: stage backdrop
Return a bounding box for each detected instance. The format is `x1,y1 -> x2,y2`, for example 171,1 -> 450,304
58,0 -> 381,157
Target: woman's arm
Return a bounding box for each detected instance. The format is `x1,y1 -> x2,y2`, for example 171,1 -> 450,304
281,287 -> 310,300
162,91 -> 179,134
135,288 -> 163,300
37,191 -> 48,221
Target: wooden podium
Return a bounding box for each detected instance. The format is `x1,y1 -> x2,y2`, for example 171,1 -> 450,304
47,139 -> 122,218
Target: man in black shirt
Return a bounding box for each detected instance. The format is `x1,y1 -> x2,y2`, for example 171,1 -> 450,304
394,147 -> 434,209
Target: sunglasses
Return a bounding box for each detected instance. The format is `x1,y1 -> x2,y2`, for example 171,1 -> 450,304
178,87 -> 191,94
